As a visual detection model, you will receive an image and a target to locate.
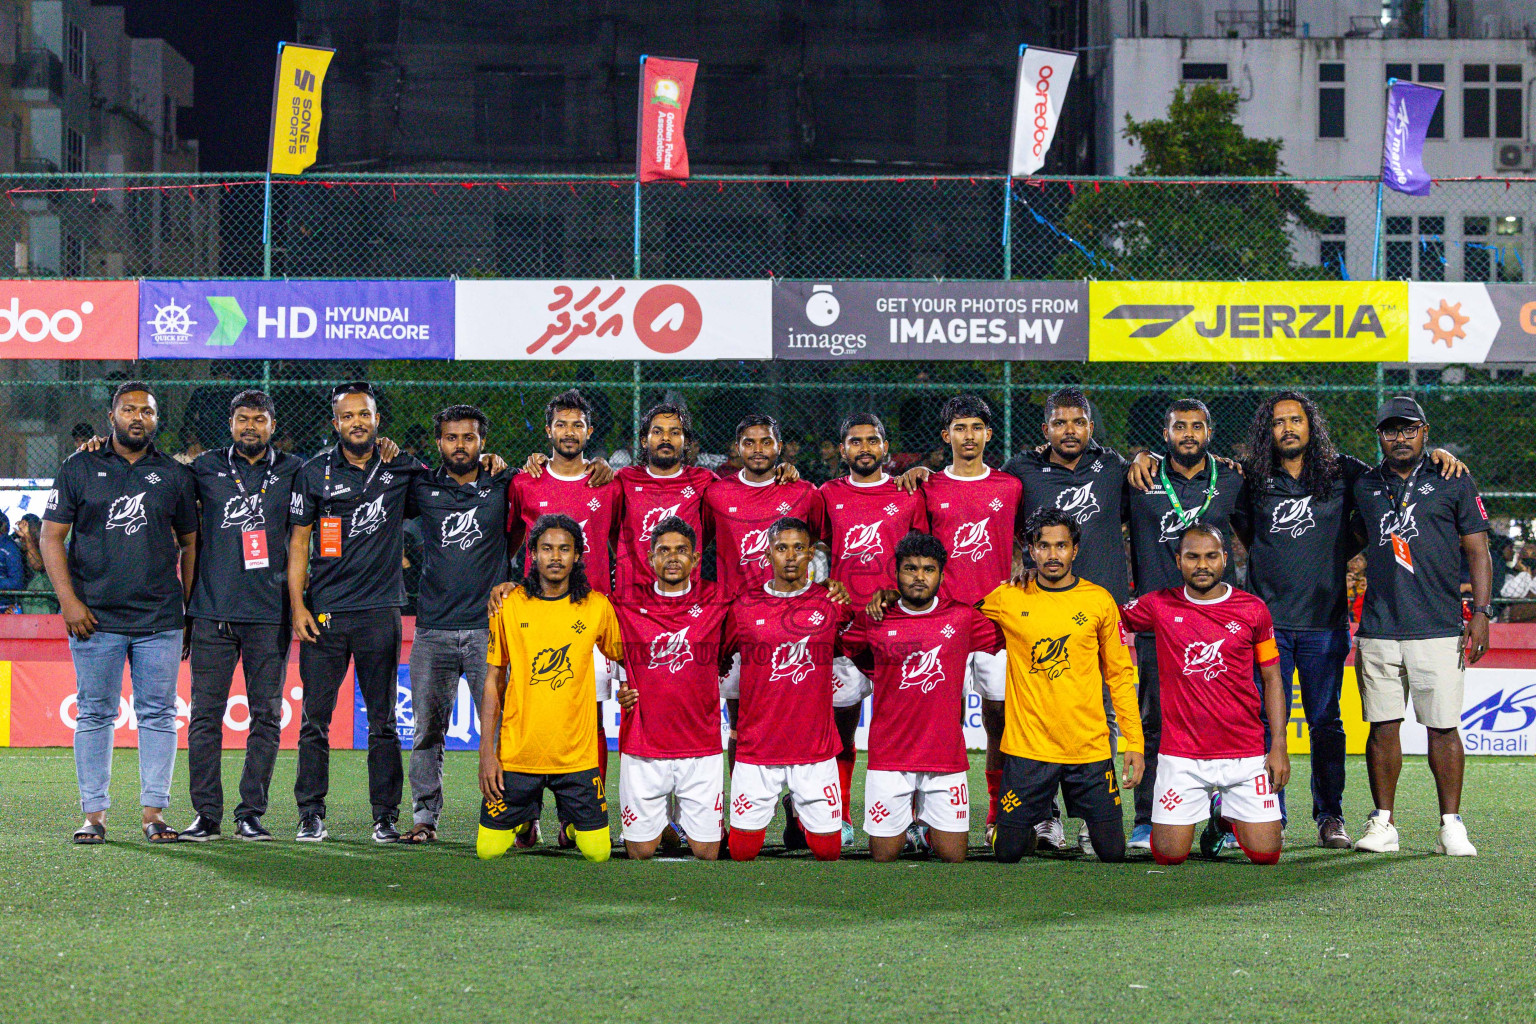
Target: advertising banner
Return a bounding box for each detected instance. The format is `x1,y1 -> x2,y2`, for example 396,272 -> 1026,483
0,280 -> 138,360
1090,281 -> 1408,361
772,280 -> 1089,361
1408,283 -> 1536,363
1401,668 -> 1536,756
455,279 -> 770,360
268,43 -> 335,177
138,279 -> 454,360
355,665 -> 481,752
1380,80 -> 1442,197
637,56 -> 698,183
1009,45 -> 1077,177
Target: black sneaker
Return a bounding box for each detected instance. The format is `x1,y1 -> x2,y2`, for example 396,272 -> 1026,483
234,816 -> 272,842
1317,815 -> 1352,849
177,814 -> 222,842
296,814 -> 327,843
781,793 -> 807,852
373,818 -> 401,844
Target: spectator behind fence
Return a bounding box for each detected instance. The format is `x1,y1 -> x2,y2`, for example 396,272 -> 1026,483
0,512 -> 23,608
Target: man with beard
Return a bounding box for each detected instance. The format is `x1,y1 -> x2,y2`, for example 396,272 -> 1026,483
721,517 -> 853,861
840,531 -> 1002,864
819,414 -> 927,844
1120,525 -> 1289,866
42,382 -> 198,844
1122,399 -> 1247,850
1234,391 -> 1465,849
288,382 -> 425,844
613,403 -> 718,597
611,517 -> 731,860
177,390 -> 304,842
400,405 -> 511,844
1349,398 -> 1491,857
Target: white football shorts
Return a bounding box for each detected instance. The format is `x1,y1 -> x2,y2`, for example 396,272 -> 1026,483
729,758 -> 841,834
618,753 -> 724,844
862,769 -> 971,838
1150,753 -> 1282,826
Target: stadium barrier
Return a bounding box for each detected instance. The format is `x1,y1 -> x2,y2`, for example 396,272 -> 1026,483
1,616 -> 1531,757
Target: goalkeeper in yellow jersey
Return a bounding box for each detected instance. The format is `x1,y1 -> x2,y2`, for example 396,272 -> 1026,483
477,514 -> 623,863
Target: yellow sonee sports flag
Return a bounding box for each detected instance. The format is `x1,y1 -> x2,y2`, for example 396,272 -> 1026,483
268,43 -> 334,176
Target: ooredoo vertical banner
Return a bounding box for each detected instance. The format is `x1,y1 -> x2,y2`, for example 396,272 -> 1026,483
1009,44 -> 1077,177
637,55 -> 698,183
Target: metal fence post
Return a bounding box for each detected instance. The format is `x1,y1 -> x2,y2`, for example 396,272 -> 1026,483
632,361 -> 642,451
1003,362 -> 1013,456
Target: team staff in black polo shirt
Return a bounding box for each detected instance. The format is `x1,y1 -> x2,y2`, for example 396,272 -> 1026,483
42,382 -> 199,845
399,405 -> 511,844
177,390 -> 305,842
288,382 -> 426,844
1351,397 -> 1491,858
1234,391 -> 1465,851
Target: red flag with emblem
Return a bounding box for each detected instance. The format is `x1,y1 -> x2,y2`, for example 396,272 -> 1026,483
637,56 -> 698,183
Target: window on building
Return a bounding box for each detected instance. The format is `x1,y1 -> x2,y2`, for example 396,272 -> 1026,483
66,22 -> 84,81
1461,216 -> 1524,283
1495,65 -> 1522,139
64,127 -> 83,173
1318,64 -> 1345,138
1319,215 -> 1346,279
1384,216 -> 1414,280
1418,64 -> 1445,137
1463,64 -> 1490,138
1418,216 -> 1446,281
1181,63 -> 1229,83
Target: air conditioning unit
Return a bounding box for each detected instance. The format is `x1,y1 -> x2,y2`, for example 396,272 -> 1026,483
1494,142 -> 1535,172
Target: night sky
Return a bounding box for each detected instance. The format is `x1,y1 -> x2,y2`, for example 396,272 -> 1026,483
109,0 -> 297,171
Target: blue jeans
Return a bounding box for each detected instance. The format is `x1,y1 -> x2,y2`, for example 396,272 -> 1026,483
1260,627 -> 1350,823
68,629 -> 183,814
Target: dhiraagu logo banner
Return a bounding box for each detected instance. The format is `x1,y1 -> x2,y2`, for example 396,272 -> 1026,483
1090,281 -> 1409,361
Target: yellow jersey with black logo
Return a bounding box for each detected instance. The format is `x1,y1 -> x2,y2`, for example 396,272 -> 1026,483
487,586 -> 623,774
978,579 -> 1143,764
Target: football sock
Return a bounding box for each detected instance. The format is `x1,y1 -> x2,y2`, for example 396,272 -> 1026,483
805,829 -> 842,862
476,825 -> 516,861
1233,831 -> 1282,866
836,752 -> 855,824
1087,818 -> 1128,864
991,824 -> 1033,864
728,828 -> 766,861
1150,841 -> 1188,866
573,826 -> 612,863
985,770 -> 1003,825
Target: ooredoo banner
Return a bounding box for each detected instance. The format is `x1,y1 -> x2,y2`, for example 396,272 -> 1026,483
0,280 -> 138,360
1408,283 -> 1536,363
455,279 -> 771,360
1090,281 -> 1409,361
773,280 -> 1089,360
138,279 -> 455,360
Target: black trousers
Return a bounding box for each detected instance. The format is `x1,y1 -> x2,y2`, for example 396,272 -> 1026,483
1133,637 -> 1161,827
187,617 -> 290,822
294,607 -> 403,822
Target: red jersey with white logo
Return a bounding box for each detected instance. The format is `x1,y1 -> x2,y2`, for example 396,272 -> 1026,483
704,472 -> 825,595
611,580 -> 730,760
722,583 -> 854,766
920,467 -> 1024,606
839,599 -> 1002,773
614,464 -> 715,596
1118,586 -> 1280,760
819,474 -> 928,608
507,467 -> 620,594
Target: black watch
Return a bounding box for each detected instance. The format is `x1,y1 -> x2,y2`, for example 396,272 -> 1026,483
1473,604 -> 1497,619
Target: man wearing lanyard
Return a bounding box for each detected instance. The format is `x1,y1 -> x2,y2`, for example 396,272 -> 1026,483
179,390 -> 304,842
41,382 -> 199,844
400,405 -> 511,844
288,382 -> 424,844
1124,398 -> 1246,849
1350,397 -> 1491,856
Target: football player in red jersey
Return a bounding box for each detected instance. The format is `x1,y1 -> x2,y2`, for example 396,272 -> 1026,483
840,531 -> 1002,863
612,403 -> 718,596
610,516 -> 730,861
818,414 -> 927,844
721,517 -> 853,862
1118,525 -> 1290,865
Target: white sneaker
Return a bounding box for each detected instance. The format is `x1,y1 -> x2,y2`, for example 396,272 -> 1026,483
1078,825 -> 1095,858
1434,814 -> 1477,857
1353,811 -> 1400,853
1033,817 -> 1067,853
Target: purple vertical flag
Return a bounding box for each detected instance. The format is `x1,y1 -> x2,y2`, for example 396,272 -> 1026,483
1381,80 -> 1443,197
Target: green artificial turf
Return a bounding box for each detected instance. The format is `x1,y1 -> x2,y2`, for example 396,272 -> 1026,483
1,749 -> 1532,1023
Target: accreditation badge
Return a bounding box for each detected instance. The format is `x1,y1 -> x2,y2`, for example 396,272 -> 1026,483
242,529 -> 270,570
319,516 -> 343,558
1391,532 -> 1414,574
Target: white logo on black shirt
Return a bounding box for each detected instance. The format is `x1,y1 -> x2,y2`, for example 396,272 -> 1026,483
1182,639 -> 1226,681
1159,507 -> 1200,542
648,626 -> 694,673
1269,496 -> 1316,538
221,493 -> 265,531
440,508 -> 483,551
899,645 -> 945,693
350,494 -> 388,537
1055,482 -> 1100,524
1418,482 -> 1434,495
144,472 -> 161,485
46,488 -> 58,511
106,492 -> 148,535
1379,504 -> 1418,544
290,492 -> 304,517
951,518 -> 993,563
1091,460 -> 1104,473
380,472 -> 394,486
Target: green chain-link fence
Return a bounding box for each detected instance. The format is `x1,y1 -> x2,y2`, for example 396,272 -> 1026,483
0,173 -> 1532,608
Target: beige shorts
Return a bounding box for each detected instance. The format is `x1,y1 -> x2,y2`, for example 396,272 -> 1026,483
1356,636 -> 1465,730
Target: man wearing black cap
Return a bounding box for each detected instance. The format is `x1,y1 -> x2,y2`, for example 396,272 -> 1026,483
1350,397 -> 1492,857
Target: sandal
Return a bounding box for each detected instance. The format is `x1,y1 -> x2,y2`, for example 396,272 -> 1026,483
72,822 -> 106,845
142,821 -> 179,844
400,823 -> 437,845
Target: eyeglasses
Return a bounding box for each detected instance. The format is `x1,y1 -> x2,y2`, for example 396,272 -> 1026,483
1377,423 -> 1424,441
329,381 -> 376,400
